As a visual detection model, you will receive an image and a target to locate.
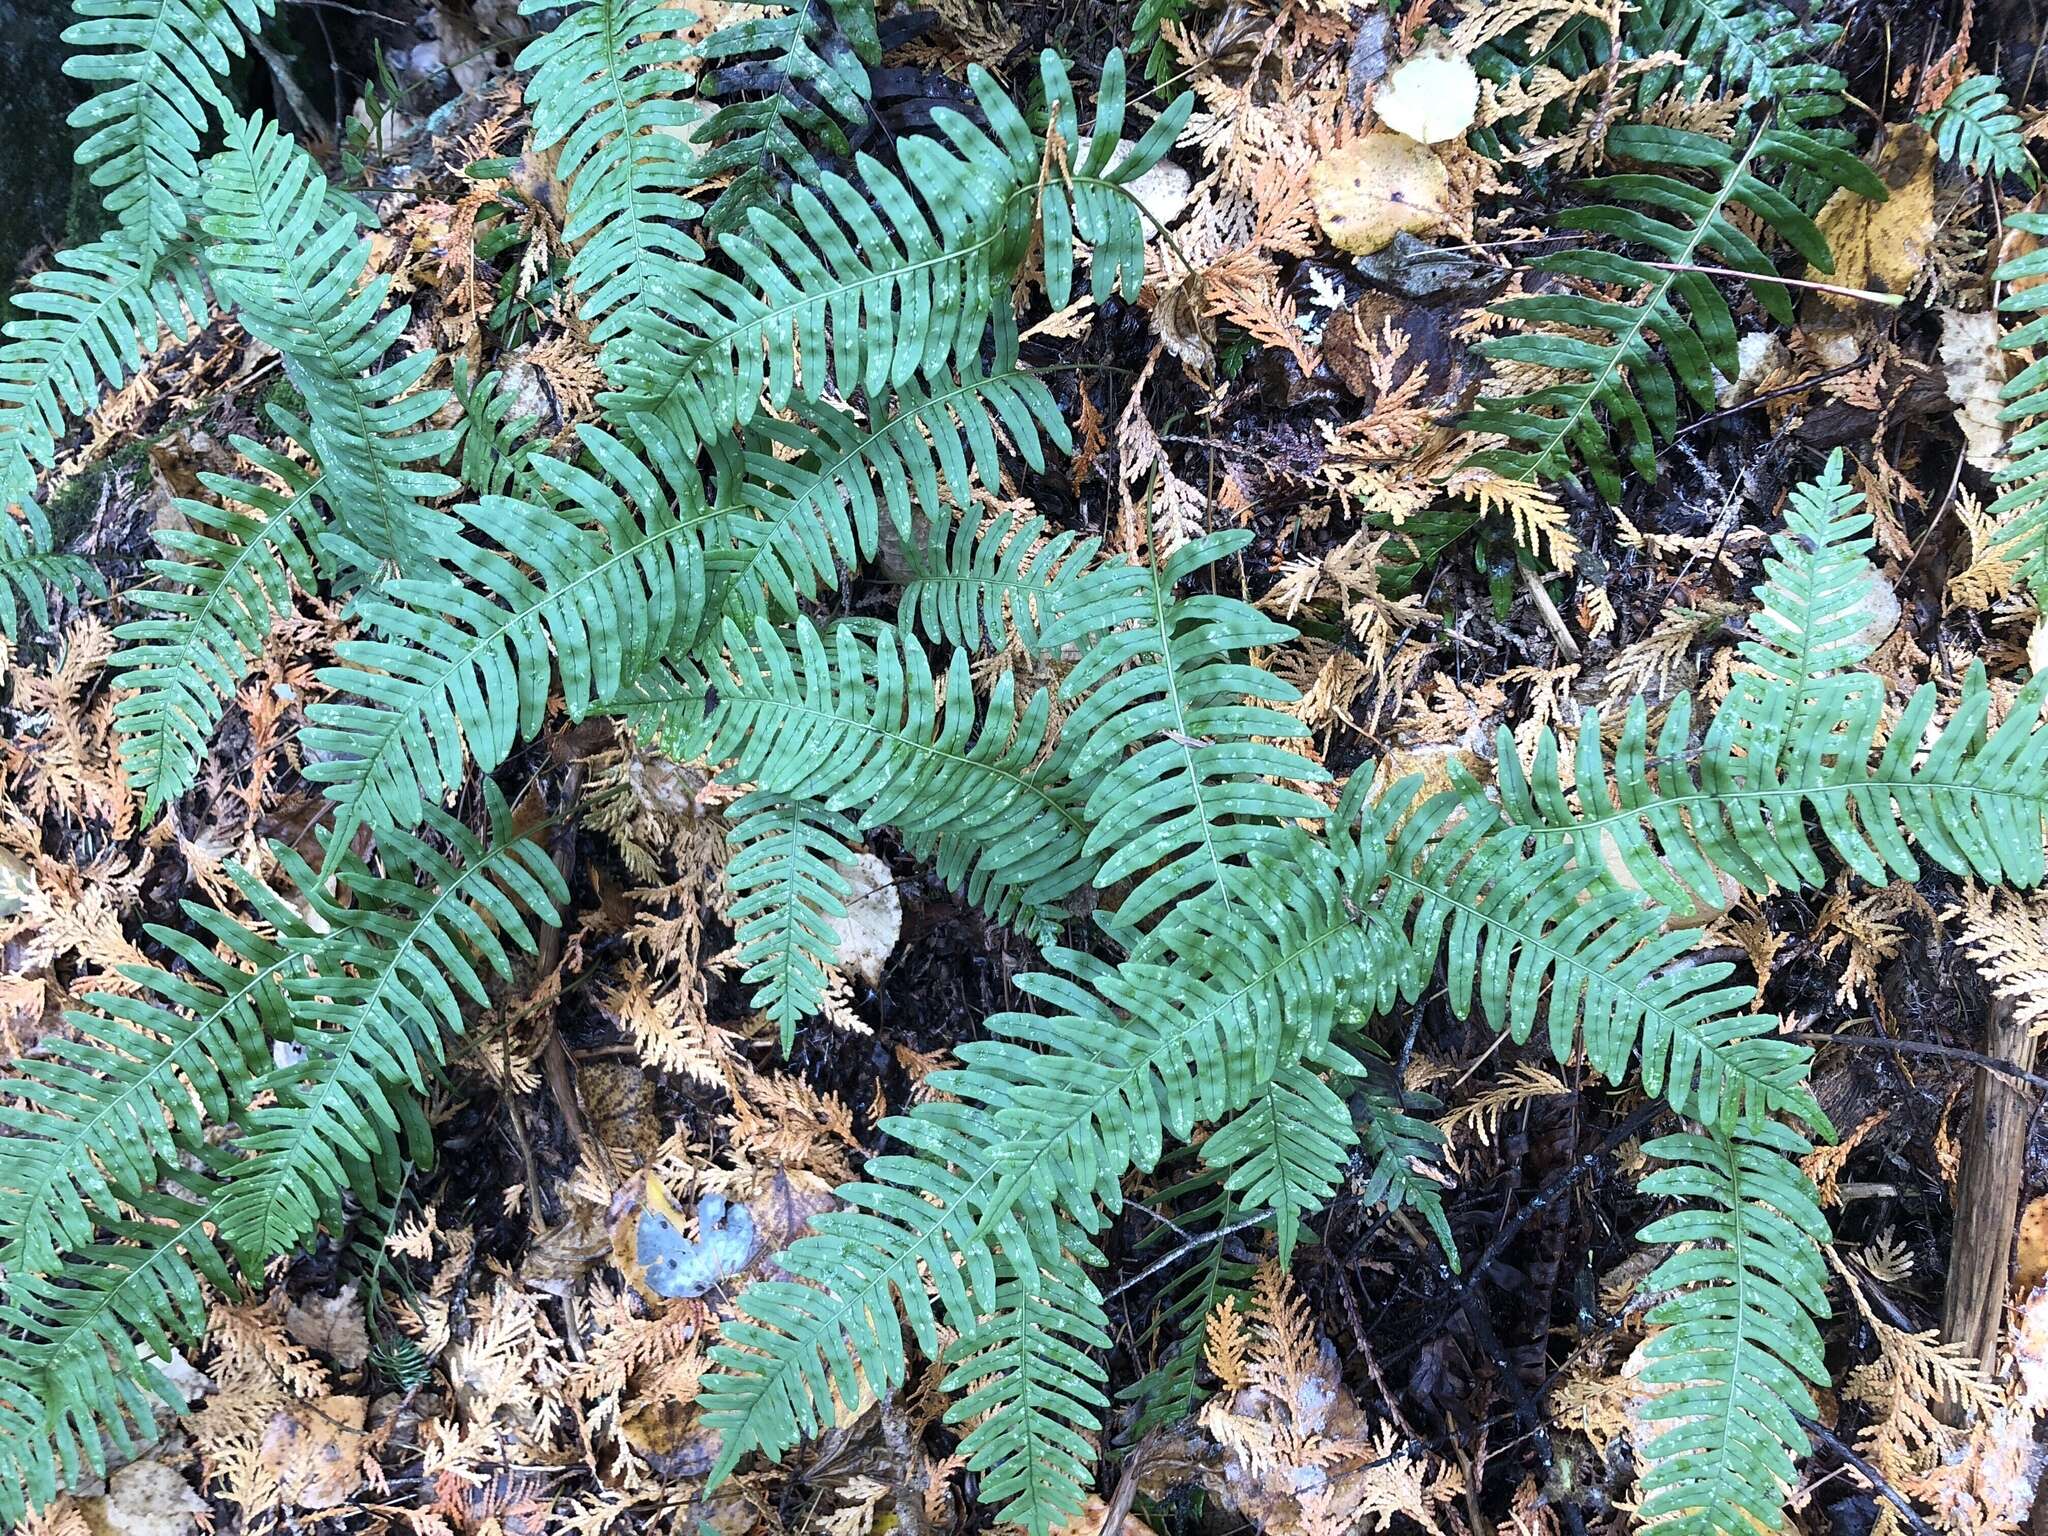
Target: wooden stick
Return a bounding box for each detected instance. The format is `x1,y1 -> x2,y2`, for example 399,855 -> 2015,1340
1941,997 -> 2035,1387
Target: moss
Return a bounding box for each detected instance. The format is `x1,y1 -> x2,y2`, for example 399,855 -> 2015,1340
40,437 -> 151,551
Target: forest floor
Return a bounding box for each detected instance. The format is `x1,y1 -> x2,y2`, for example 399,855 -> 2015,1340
7,0 -> 2048,1533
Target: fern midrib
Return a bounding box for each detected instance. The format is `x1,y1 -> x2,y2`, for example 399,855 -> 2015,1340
1132,558 -> 1238,914
1512,123 -> 1771,481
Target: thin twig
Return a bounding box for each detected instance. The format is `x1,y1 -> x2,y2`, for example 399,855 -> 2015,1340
1638,259 -> 1907,305
1783,1031 -> 2048,1095
1798,1413 -> 1938,1536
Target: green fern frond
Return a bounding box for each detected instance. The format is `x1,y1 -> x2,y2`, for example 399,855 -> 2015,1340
1500,454 -> 2048,902
701,838 -> 1367,1515
1343,1050 -> 1455,1257
216,794 -> 566,1257
303,430 -> 713,862
1987,212 -> 2048,602
690,0 -> 879,232
62,0 -> 279,263
1463,122 -> 1884,501
689,616 -> 1092,936
452,363 -> 552,503
1198,1049 -> 1359,1263
940,1250 -> 1111,1536
1626,0 -> 1843,114
1042,528 -> 1329,929
721,365 -> 1070,627
607,51 -> 1187,453
901,508 -> 1100,653
515,0 -> 707,334
0,878 -> 301,1278
199,114 -> 458,572
724,792 -> 861,1051
1924,74 -> 2036,185
0,235 -> 206,525
1634,1122 -> 1831,1536
0,510 -> 103,641
1112,1171 -> 1258,1434
1357,770 -> 1825,1137
0,1177 -> 245,1522
110,430 -> 328,815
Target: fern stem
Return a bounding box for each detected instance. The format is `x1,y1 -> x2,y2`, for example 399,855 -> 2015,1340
1635,259 -> 1903,305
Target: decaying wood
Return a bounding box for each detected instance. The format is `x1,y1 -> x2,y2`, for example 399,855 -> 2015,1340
1941,997 -> 2036,1383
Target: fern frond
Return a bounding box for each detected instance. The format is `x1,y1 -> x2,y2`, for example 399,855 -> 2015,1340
215,793 -> 566,1257
1501,455 -> 2048,902
0,235 -> 206,524
901,507 -> 1100,653
1042,529 -> 1329,929
62,0 -> 278,263
1634,1122 -> 1831,1536
0,509 -> 103,641
0,880 -> 301,1278
1626,0 -> 1842,113
1924,74 -> 2035,185
940,1250 -> 1111,1536
702,839 -> 1367,1515
724,792 -> 861,1051
515,0 -> 706,334
303,430 -> 712,862
1112,1171 -> 1258,1435
720,365 -> 1070,628
110,430 -> 328,815
199,114 -> 457,572
689,616 -> 1092,935
1198,1049 -> 1358,1263
0,1178 -> 244,1522
1343,1049 -> 1455,1256
690,0 -> 879,232
1988,212 -> 2048,601
607,51 -> 1186,454
1353,772 -> 1825,1137
1463,122 -> 1884,501
452,362 -> 551,502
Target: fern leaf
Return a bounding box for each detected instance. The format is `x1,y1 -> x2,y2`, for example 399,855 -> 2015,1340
0,235 -> 206,525
690,616 -> 1092,935
901,507 -> 1100,653
1500,456 -> 2048,901
516,0 -> 706,334
216,793 -> 566,1257
1355,771 -> 1826,1137
721,366 -> 1070,628
1924,74 -> 2035,185
0,1179 -> 243,1522
940,1252 -> 1112,1536
606,51 -> 1185,453
1463,122 -> 1884,501
199,114 -> 458,572
702,838 -> 1367,1504
1042,528 -> 1329,929
110,430 -> 327,814
1987,211 -> 2048,601
0,880 -> 301,1277
0,510 -> 102,641
724,792 -> 861,1051
1198,1052 -> 1358,1264
303,430 -> 712,861
62,0 -> 279,264
689,0 -> 879,232
1634,1122 -> 1831,1536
